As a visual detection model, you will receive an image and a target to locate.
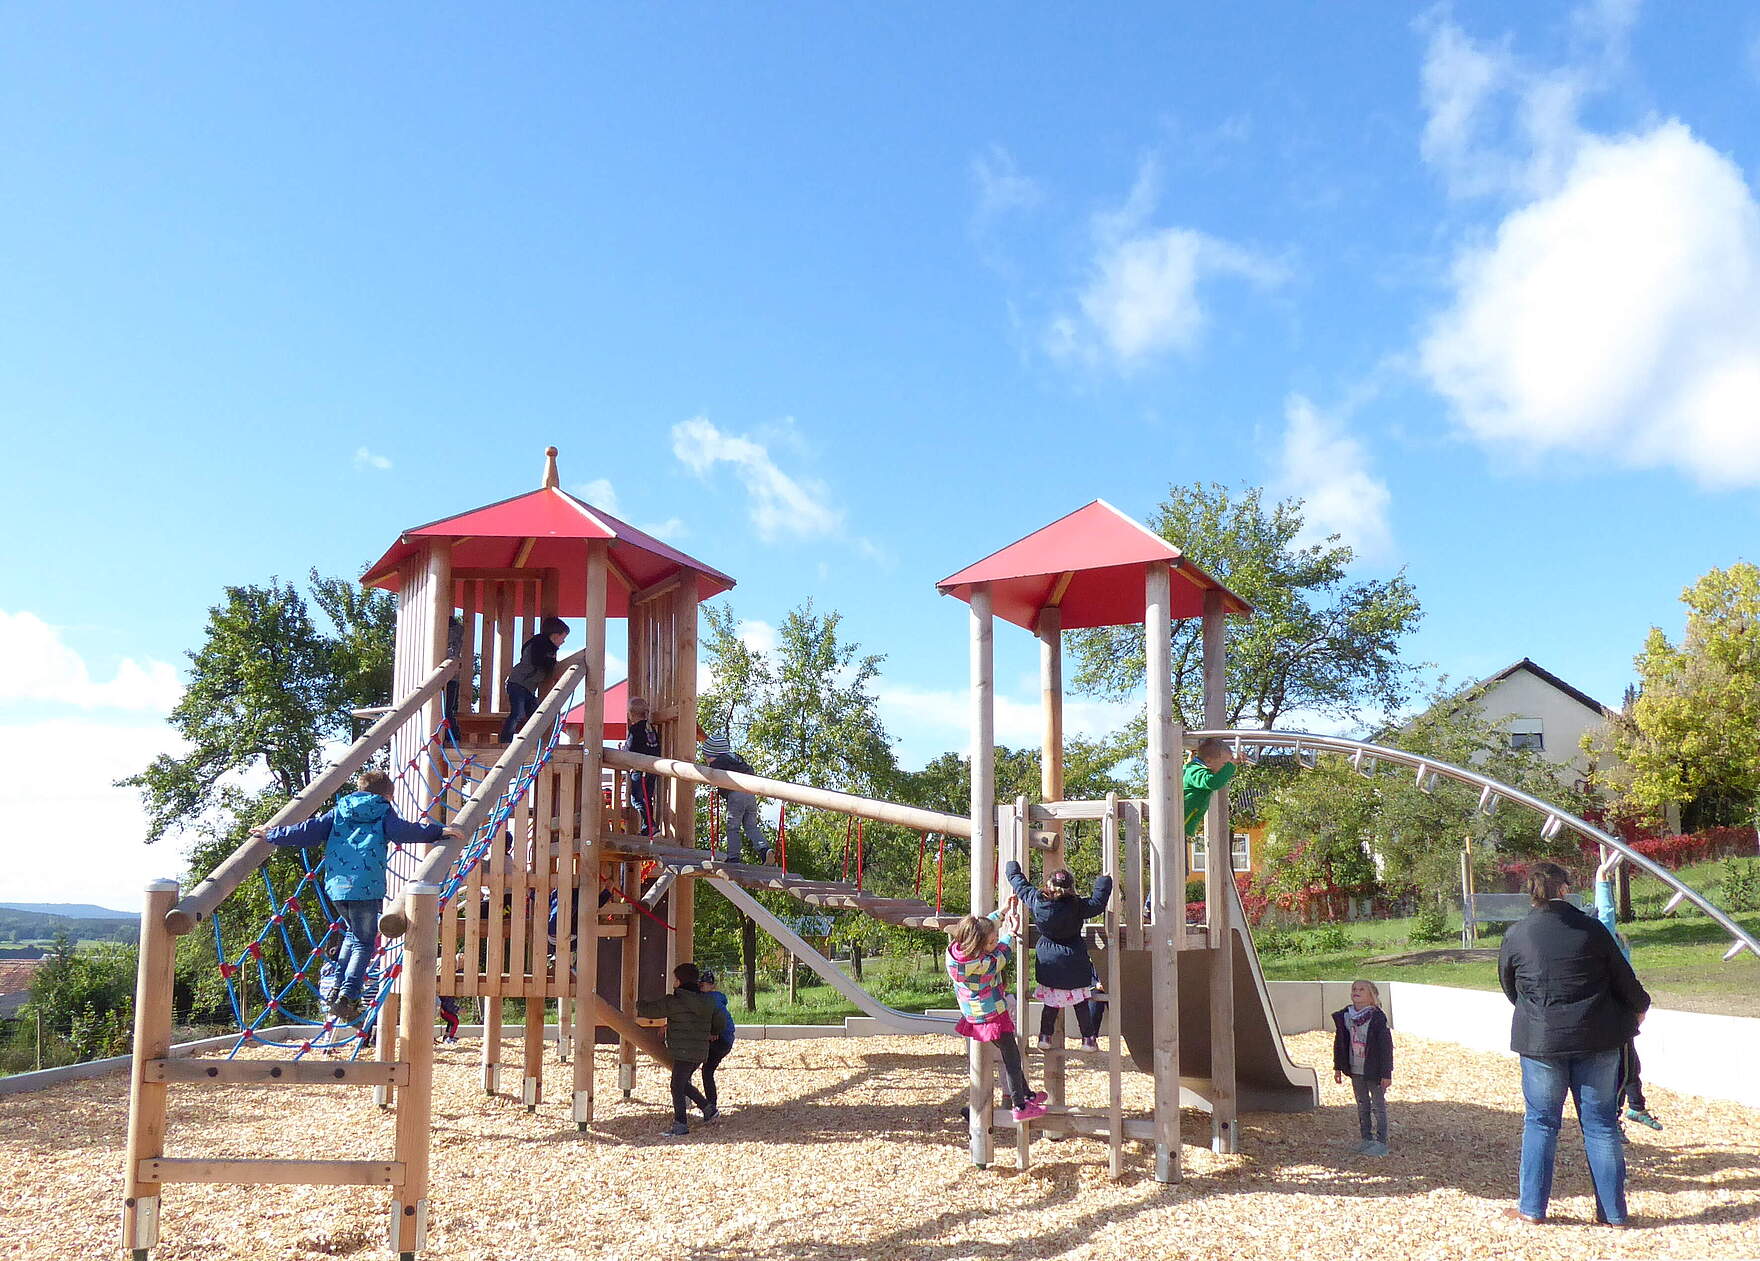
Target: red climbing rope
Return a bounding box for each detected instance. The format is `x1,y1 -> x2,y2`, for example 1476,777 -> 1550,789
776,801 -> 788,873
855,819 -> 865,893
914,830 -> 927,895
708,789 -> 720,853
601,878 -> 675,932
936,832 -> 947,912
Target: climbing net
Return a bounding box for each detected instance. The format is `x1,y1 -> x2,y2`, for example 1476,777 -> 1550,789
211,707 -> 573,1060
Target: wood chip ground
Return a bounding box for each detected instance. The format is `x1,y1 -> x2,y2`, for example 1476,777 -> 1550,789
5,1030 -> 1758,1259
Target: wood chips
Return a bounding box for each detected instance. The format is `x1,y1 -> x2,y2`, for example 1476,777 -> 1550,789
4,1030 -> 1758,1259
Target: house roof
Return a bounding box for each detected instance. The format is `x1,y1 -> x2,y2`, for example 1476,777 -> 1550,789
1474,658 -> 1616,719
936,500 -> 1252,631
361,450 -> 736,618
0,959 -> 42,999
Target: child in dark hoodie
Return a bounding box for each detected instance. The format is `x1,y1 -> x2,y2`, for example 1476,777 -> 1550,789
253,769 -> 461,1023
499,615 -> 571,743
637,961 -> 730,1136
1332,979 -> 1394,1156
1005,860 -> 1114,1051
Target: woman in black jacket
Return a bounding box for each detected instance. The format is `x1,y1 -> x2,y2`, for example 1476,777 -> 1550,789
1004,860 -> 1113,1051
1498,861 -> 1650,1228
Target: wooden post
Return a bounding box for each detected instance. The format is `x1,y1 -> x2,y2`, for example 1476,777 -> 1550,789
671,579 -> 699,968
1038,604 -> 1064,870
1011,800 -> 1032,1172
967,582 -> 996,1169
481,998 -> 502,1095
122,879 -> 179,1258
522,999 -> 545,1112
1201,588 -> 1238,1154
1103,794 -> 1125,1179
423,542 -> 453,800
573,539 -> 609,1130
391,883 -> 440,1258
1144,561 -> 1183,1182
619,861 -> 639,1097
374,992 -> 401,1110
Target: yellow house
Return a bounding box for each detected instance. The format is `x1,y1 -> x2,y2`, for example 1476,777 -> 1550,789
1188,821 -> 1270,883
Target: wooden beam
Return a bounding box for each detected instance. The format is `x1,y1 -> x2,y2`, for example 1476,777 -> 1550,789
140,1159 -> 402,1187
1046,570 -> 1075,609
1038,604 -> 1064,873
145,1059 -> 409,1086
631,572 -> 684,607
574,538 -> 610,1127
968,581 -> 995,1171
390,884 -> 439,1252
514,536 -> 538,569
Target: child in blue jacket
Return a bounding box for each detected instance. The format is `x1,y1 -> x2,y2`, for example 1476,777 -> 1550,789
698,970 -> 735,1119
253,769 -> 461,1023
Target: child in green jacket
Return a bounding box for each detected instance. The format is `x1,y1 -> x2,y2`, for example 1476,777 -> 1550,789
1183,739 -> 1239,837
637,962 -> 730,1136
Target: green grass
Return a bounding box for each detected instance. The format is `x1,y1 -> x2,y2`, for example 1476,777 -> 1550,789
707,953 -> 952,1026
1254,858 -> 1760,1016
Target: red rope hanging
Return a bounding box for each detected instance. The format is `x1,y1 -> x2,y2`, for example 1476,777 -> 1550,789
914,831 -> 927,895
855,819 -> 865,893
776,801 -> 788,873
708,789 -> 719,853
840,816 -> 853,882
936,832 -> 947,912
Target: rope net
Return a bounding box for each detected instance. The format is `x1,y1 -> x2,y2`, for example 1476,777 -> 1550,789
211,707 -> 572,1060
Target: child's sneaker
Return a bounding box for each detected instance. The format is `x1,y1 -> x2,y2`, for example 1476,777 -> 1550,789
1362,1141 -> 1389,1157
331,996 -> 363,1024
700,1105 -> 721,1123
1626,1108 -> 1663,1131
1081,1037 -> 1100,1051
1035,1035 -> 1053,1050
1350,1139 -> 1373,1153
662,1121 -> 689,1137
1013,1100 -> 1048,1122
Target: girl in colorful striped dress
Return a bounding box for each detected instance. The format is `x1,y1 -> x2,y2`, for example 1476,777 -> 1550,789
945,898 -> 1047,1122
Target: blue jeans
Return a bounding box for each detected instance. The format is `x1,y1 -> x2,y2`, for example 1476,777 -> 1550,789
331,899 -> 381,1001
1519,1048 -> 1627,1224
499,682 -> 539,743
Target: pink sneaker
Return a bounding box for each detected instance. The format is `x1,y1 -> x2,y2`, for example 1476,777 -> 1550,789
1013,1100 -> 1049,1122
1028,1091 -> 1048,1104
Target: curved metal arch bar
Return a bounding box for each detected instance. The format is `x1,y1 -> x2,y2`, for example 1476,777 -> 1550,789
1188,728 -> 1759,963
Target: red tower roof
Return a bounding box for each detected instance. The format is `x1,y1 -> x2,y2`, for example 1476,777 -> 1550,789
936,500 -> 1251,630
362,454 -> 735,617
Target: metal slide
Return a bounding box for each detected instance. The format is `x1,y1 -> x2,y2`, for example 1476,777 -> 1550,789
702,877 -> 956,1035
1190,728 -> 1760,963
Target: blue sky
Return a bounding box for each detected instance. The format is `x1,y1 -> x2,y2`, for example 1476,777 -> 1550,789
4,3 -> 1758,909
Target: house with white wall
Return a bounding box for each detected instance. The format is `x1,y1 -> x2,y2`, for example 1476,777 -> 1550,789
1448,657 -> 1617,783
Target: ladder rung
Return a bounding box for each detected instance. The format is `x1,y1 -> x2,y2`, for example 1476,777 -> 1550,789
140,1158 -> 404,1186
146,1058 -> 409,1086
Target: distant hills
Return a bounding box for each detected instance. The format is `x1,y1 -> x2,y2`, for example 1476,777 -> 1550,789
1,903 -> 134,920
0,904 -> 138,945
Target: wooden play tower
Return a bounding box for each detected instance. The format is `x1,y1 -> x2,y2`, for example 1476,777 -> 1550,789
119,461 -> 1315,1258
939,500 -> 1257,1181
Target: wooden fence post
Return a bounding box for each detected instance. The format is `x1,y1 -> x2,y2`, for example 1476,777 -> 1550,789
122,879 -> 179,1259
390,883 -> 440,1258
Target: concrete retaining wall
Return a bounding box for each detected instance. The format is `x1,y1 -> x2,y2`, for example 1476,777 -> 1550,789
1268,980 -> 1760,1109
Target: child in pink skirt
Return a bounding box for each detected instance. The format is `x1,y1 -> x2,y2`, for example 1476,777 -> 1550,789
945,898 -> 1047,1122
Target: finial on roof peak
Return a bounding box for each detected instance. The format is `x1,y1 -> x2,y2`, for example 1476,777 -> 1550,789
542,446 -> 560,489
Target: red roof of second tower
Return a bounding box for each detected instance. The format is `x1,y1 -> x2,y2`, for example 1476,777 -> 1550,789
361,483 -> 736,618
936,499 -> 1251,630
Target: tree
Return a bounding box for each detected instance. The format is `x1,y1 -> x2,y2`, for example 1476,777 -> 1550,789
1259,688 -> 1591,906
1068,483 -> 1423,731
121,570 -> 398,846
1588,563 -> 1760,832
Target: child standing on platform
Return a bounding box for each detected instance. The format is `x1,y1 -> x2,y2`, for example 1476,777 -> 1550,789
698,969 -> 736,1116
945,899 -> 1047,1122
1332,979 -> 1394,1156
700,733 -> 772,865
1183,738 -> 1239,839
1004,860 -> 1113,1051
624,696 -> 663,835
637,962 -> 730,1136
499,616 -> 570,743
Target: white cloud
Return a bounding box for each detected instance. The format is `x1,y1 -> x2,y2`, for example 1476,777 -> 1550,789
1421,123 -> 1760,486
1272,396 -> 1393,560
0,610 -> 181,711
737,619 -> 777,655
0,718 -> 186,913
576,477 -> 622,515
971,145 -> 1042,223
1049,159 -> 1282,370
671,416 -> 843,542
353,446 -> 392,471
643,517 -> 688,542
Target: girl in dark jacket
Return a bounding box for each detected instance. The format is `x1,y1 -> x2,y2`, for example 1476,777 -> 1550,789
1332,979 -> 1394,1156
1004,859 -> 1113,1051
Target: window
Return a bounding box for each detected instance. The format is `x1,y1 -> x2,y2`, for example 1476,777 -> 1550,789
1231,833 -> 1251,872
1190,840 -> 1206,873
1508,718 -> 1544,751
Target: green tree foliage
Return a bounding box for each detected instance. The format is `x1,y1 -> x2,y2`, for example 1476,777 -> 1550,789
121,570 -> 398,847
9,933 -> 139,1068
1067,483 -> 1423,731
1588,563 -> 1760,831
1259,690 -> 1589,901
